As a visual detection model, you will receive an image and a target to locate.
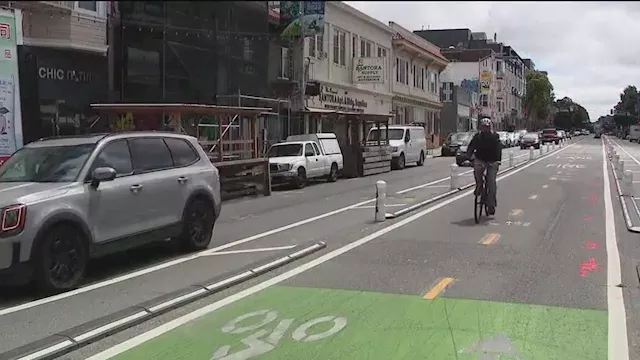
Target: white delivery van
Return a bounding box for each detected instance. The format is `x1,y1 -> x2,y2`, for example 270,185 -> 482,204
267,133 -> 343,188
367,125 -> 427,170
629,125 -> 640,142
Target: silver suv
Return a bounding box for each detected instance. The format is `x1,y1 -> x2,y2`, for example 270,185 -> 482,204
0,132 -> 221,293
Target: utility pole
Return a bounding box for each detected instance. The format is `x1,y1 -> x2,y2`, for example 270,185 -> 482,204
293,1 -> 306,113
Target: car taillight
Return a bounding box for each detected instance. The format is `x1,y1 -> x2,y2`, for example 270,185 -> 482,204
2,204 -> 26,232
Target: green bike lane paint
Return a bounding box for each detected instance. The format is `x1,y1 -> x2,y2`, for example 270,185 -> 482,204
110,286 -> 606,360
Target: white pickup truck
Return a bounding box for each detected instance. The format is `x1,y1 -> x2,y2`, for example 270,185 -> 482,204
267,133 -> 344,188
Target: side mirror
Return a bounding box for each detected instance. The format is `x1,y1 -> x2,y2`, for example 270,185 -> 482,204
404,136 -> 410,143
90,167 -> 116,188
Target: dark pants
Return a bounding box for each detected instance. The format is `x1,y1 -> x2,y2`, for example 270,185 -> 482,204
474,160 -> 499,208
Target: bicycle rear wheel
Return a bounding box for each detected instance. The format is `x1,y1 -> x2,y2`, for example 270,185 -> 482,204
474,194 -> 483,223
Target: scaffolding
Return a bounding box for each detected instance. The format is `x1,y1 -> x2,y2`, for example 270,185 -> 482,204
216,90 -> 291,155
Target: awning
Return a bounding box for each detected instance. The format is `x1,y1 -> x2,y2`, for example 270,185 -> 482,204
302,107 -> 337,114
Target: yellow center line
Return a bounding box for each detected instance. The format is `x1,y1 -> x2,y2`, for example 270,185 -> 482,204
423,277 -> 456,300
509,209 -> 524,217
480,233 -> 501,245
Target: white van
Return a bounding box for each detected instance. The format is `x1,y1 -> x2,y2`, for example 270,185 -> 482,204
367,125 -> 427,170
629,125 -> 640,142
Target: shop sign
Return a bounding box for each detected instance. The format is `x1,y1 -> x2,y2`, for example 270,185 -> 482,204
318,86 -> 368,113
353,57 -> 384,84
0,9 -> 21,163
38,67 -> 96,83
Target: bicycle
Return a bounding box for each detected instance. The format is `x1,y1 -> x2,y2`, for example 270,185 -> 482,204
474,172 -> 489,224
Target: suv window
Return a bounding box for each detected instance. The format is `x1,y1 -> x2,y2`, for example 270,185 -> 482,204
164,138 -> 199,166
129,138 -> 174,172
91,140 -> 133,176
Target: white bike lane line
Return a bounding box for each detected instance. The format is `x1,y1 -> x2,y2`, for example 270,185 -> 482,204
86,141 -> 585,360
0,150 -> 530,317
602,140 -> 631,360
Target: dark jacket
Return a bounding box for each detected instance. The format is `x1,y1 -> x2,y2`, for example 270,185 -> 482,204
467,131 -> 502,162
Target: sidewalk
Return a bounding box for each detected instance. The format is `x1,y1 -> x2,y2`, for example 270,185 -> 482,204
426,147 -> 442,158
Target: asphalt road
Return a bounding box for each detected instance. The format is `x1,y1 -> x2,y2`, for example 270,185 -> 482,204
0,144 -> 580,358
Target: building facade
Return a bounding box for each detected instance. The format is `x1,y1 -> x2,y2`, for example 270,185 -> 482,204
302,1 -> 394,135
5,0 -> 109,144
439,49 -> 495,126
440,83 -> 475,135
113,1 -> 269,105
388,21 -> 447,148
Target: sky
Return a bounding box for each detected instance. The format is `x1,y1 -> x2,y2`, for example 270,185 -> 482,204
344,1 -> 637,121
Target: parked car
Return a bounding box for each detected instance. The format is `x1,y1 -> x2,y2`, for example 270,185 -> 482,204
497,131 -> 510,147
628,125 -> 640,142
455,133 -> 480,167
442,131 -> 475,156
506,132 -> 515,147
520,133 -> 541,149
516,129 -> 528,145
268,133 -> 343,188
0,132 -> 221,293
541,128 -> 560,144
367,125 -> 427,170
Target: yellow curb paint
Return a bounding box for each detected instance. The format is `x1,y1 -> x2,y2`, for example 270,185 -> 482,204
423,277 -> 456,300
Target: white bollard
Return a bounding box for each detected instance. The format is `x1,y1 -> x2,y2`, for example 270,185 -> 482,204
623,170 -> 634,197
552,142 -> 556,150
546,143 -> 550,153
374,180 -> 386,222
529,146 -> 534,161
450,164 -> 459,190
540,145 -> 543,156
614,155 -> 620,171
619,160 -> 625,175
509,152 -> 514,167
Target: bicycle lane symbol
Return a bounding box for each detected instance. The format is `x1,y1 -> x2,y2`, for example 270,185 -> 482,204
211,309 -> 348,360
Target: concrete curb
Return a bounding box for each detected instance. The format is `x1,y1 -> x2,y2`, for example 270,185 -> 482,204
606,138 -> 640,233
386,140 -> 577,219
0,241 -> 326,360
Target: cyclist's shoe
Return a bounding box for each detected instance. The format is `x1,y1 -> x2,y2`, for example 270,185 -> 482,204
474,185 -> 482,196
487,206 -> 496,215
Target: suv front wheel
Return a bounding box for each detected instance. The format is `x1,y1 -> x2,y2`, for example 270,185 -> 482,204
34,224 -> 88,294
180,198 -> 215,251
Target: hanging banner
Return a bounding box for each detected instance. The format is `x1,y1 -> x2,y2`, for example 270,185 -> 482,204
280,1 -> 325,39
302,1 -> 325,37
480,71 -> 492,94
279,2 -> 299,29
0,10 -> 21,165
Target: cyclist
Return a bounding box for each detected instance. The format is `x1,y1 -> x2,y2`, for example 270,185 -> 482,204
467,118 -> 502,215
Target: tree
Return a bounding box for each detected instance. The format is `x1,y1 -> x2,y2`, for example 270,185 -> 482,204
524,71 -> 555,130
553,97 -> 590,129
613,85 -> 640,128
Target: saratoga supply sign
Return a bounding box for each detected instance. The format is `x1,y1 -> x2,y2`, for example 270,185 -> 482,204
353,57 -> 384,84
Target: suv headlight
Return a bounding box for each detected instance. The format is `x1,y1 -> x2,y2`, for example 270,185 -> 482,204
1,204 -> 26,234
